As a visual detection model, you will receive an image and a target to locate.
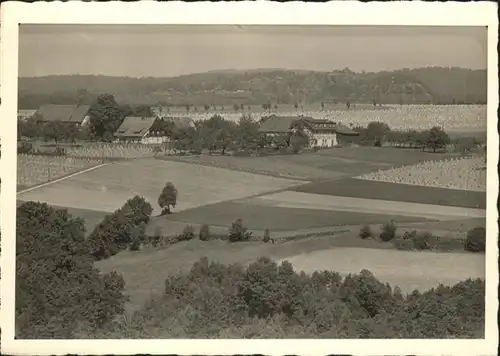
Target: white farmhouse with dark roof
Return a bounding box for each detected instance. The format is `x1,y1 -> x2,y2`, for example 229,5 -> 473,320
113,116 -> 195,144
258,115 -> 359,148
114,116 -> 161,144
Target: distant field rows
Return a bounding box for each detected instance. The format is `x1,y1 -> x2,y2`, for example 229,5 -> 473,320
17,154 -> 104,187
357,156 -> 486,192
181,105 -> 486,131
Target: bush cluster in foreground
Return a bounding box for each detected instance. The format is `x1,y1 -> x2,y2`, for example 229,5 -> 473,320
88,195 -> 153,260
359,221 -> 486,253
16,202 -> 128,338
102,257 -> 484,339
16,201 -> 486,339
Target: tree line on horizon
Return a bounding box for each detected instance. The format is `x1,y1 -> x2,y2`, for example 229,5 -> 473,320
18,67 -> 487,109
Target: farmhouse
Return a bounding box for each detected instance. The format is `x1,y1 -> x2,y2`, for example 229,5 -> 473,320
258,115 -> 359,148
114,116 -> 163,144
33,104 -> 91,126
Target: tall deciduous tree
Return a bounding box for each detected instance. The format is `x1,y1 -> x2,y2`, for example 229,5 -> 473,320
88,93 -> 125,141
158,181 -> 178,215
16,202 -> 128,338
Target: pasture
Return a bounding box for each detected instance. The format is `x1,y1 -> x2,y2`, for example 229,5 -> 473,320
16,158 -> 304,215
162,199 -> 435,232
281,247 -> 485,294
163,146 -> 462,182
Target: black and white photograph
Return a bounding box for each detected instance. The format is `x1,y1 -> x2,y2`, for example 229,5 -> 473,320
0,1 -> 498,355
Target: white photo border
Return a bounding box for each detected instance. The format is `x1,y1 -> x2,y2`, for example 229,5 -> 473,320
1,1 -> 498,355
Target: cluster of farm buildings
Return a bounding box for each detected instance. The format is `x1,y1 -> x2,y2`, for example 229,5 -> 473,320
18,104 -> 359,148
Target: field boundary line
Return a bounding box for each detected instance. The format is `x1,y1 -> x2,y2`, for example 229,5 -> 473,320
17,162 -> 111,195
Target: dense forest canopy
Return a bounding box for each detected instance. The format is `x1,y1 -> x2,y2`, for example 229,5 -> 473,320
18,67 -> 487,109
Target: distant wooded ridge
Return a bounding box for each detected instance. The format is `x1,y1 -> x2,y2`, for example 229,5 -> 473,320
18,67 -> 487,109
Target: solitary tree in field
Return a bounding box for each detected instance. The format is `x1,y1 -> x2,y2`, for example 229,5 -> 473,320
158,181 -> 178,215
423,126 -> 450,153
185,104 -> 191,114
294,102 -> 299,111
346,100 -> 351,109
321,102 -> 325,111
204,104 -> 210,112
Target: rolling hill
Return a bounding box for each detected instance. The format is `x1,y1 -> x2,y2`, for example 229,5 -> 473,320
18,67 -> 487,109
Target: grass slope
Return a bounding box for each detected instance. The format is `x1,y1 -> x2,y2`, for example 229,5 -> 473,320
162,200 -> 435,232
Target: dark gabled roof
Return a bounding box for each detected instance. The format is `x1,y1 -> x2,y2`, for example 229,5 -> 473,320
35,104 -> 90,123
114,116 -> 157,138
300,117 -> 338,132
334,123 -> 360,136
258,115 -> 300,133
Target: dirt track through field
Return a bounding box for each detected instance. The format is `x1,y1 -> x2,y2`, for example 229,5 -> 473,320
17,162 -> 110,195
279,247 -> 485,294
249,191 -> 486,221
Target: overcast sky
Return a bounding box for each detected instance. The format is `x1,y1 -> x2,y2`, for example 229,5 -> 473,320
19,25 -> 487,78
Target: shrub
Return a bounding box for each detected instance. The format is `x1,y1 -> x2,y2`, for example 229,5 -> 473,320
228,218 -> 252,242
464,227 -> 486,252
359,225 -> 372,239
411,231 -> 434,251
402,230 -> 417,240
199,224 -> 210,241
88,211 -> 134,260
129,223 -> 146,251
392,237 -> 414,251
379,221 -> 397,242
18,142 -> 34,154
121,196 -> 153,225
434,236 -> 465,252
180,225 -> 195,241
263,228 -> 271,243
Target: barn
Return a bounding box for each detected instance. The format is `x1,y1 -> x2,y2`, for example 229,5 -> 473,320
33,104 -> 91,126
